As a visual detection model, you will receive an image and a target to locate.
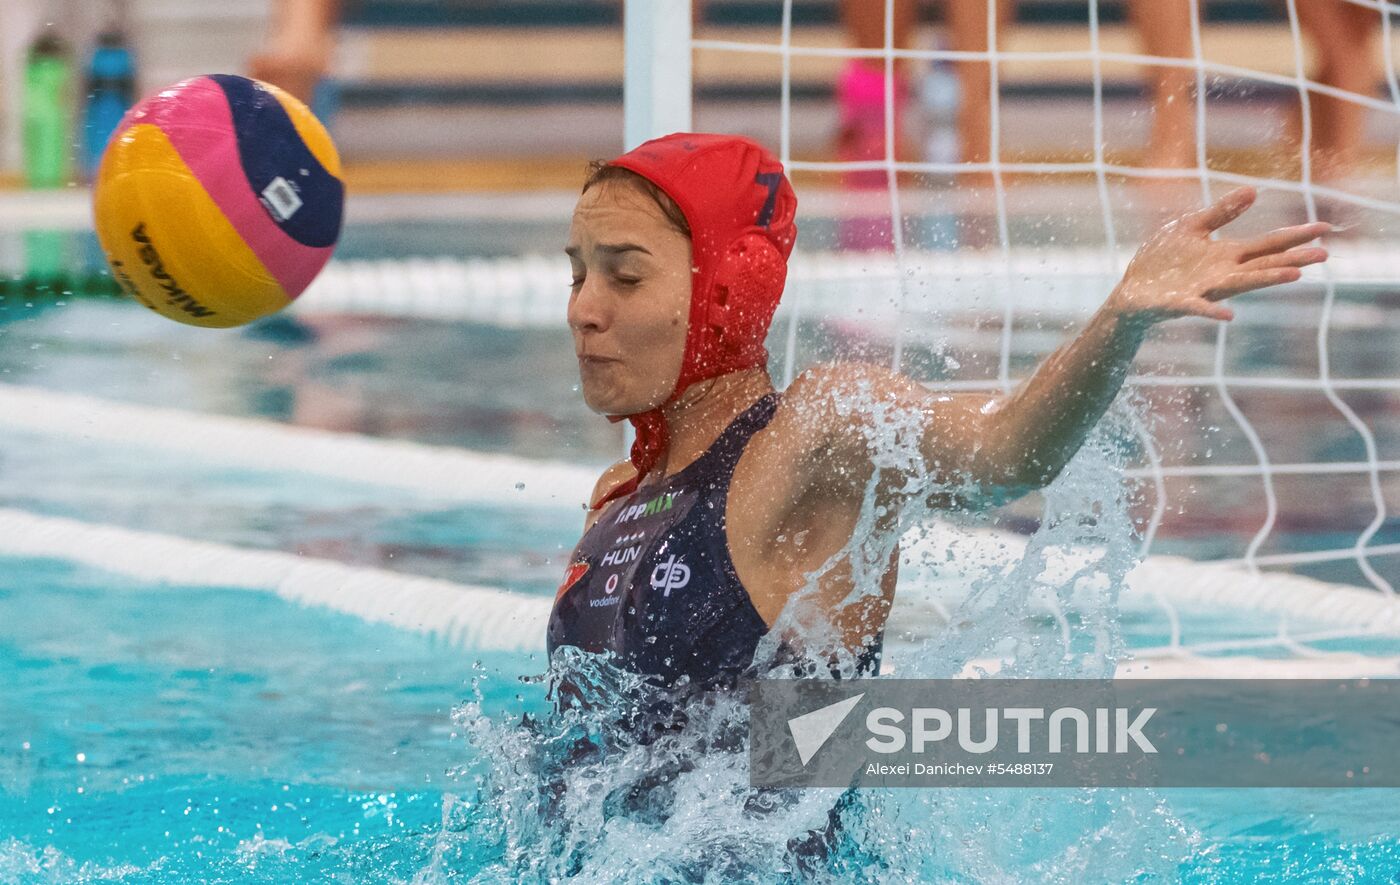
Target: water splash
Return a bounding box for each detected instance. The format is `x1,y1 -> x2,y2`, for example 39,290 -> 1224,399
425,647 -> 901,882
423,384 -> 1206,881
0,837 -> 157,883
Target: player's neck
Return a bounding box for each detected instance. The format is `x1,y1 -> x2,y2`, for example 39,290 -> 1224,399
657,368 -> 774,478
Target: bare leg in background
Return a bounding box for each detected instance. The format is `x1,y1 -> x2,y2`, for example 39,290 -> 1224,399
1294,0 -> 1379,182
1127,0 -> 1197,170
947,0 -> 1014,169
839,0 -> 918,81
953,0 -> 1197,175
250,0 -> 343,104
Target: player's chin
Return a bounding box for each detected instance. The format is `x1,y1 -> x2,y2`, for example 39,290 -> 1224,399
580,374 -> 663,417
578,376 -> 630,416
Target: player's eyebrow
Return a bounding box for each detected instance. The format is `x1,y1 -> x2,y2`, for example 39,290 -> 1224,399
564,242 -> 653,258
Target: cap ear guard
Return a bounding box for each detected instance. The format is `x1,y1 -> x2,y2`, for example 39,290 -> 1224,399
706,231 -> 787,368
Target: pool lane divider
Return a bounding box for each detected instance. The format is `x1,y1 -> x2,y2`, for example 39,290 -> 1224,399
0,382 -> 598,509
2,504 -> 1399,674
0,507 -> 553,653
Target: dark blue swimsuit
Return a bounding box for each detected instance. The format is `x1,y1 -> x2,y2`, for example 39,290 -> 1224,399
547,392 -> 882,692
541,393 -> 883,875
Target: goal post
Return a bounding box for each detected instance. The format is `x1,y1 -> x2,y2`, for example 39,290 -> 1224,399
623,0 -> 693,150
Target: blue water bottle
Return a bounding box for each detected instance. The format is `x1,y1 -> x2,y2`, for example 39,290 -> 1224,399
82,29 -> 136,180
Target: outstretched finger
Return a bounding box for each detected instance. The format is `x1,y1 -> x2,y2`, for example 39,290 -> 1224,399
1192,186 -> 1257,232
1184,301 -> 1235,322
1237,221 -> 1331,262
1240,245 -> 1327,273
1208,267 -> 1304,300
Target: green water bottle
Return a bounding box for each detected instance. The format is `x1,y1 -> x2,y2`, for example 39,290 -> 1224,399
23,32 -> 75,189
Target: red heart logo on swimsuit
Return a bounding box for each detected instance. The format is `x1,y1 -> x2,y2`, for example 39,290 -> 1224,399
555,561 -> 589,600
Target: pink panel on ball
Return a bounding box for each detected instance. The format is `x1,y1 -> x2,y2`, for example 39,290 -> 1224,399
136,77 -> 332,299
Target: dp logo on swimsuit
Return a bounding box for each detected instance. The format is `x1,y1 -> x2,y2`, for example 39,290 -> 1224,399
649,554 -> 690,597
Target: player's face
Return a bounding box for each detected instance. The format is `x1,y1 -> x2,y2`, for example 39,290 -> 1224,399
566,181 -> 692,416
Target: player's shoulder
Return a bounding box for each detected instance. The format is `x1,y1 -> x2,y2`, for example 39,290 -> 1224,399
589,458 -> 638,510
801,360 -> 921,390
772,361 -> 921,429
757,361 -> 931,498
583,459 -> 638,532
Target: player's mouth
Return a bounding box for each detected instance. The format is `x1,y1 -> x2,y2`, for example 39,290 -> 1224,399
578,354 -> 620,367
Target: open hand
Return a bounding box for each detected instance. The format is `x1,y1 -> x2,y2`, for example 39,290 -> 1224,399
1108,187 -> 1330,326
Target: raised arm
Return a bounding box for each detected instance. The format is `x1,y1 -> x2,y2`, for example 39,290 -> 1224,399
964,187 -> 1328,494
781,187 -> 1330,510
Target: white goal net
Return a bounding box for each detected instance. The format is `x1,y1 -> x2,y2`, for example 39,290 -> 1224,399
620,0 -> 1400,674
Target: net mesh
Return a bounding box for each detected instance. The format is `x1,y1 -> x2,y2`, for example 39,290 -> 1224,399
685,0 -> 1400,663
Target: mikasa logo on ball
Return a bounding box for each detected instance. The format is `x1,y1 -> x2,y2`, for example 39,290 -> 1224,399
129,223 -> 215,320
261,176 -> 305,222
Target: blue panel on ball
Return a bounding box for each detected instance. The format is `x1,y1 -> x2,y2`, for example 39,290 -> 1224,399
210,74 -> 343,249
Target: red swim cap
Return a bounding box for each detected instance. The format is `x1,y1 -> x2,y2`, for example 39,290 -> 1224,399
597,132 -> 797,506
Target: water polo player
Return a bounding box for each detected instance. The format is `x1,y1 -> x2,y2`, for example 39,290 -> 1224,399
548,132 -> 1329,694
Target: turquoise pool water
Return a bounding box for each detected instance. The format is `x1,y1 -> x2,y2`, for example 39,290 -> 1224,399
4,272 -> 1400,880
3,555 -> 1399,883
0,557 -> 547,883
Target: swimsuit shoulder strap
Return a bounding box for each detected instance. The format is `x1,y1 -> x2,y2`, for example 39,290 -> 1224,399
682,391 -> 783,478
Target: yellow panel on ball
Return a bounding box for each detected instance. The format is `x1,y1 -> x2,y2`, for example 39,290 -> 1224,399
94,123 -> 292,328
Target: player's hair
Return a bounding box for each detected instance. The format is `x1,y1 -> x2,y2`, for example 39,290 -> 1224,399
581,160 -> 691,239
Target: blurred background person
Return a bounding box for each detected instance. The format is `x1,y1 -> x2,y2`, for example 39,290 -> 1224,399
834,0 -> 918,185
249,0 -> 342,107
950,0 -> 1197,171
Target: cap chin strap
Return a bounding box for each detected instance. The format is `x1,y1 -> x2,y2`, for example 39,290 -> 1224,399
594,368 -> 736,510
598,407 -> 667,506
596,364 -> 721,508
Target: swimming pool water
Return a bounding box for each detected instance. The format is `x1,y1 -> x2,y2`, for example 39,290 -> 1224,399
0,424 -> 584,595
3,556 -> 1399,883
4,248 -> 1400,879
0,557 -> 546,883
